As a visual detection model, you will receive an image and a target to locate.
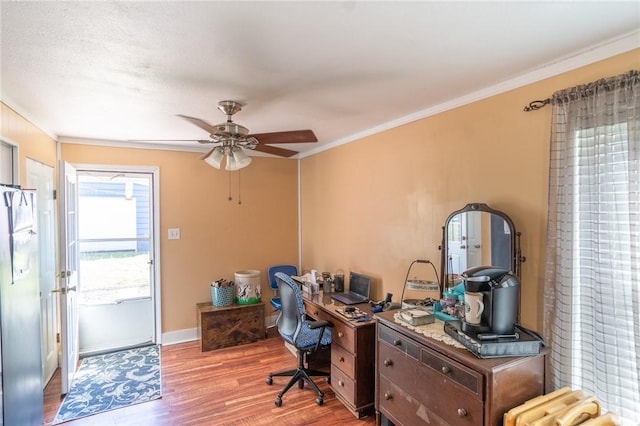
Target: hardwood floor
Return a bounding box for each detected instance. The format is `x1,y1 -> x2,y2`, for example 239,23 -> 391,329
43,334 -> 376,425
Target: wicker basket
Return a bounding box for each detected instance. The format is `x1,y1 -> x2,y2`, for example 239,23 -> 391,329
211,285 -> 234,307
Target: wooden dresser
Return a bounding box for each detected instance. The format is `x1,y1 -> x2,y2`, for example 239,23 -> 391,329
303,293 -> 376,418
375,310 -> 546,426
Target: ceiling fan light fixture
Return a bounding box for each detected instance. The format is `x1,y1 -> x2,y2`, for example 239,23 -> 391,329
232,147 -> 252,169
204,146 -> 224,169
225,150 -> 238,171
225,147 -> 252,171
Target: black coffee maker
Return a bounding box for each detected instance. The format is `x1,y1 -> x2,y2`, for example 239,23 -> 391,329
461,265 -> 520,337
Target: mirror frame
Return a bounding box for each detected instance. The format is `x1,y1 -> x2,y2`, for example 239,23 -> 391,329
439,202 -> 524,292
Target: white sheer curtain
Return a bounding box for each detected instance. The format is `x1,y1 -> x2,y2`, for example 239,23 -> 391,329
544,70 -> 640,424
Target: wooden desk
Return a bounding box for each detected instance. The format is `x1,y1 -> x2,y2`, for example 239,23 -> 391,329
197,302 -> 265,351
374,310 -> 546,426
302,292 -> 376,419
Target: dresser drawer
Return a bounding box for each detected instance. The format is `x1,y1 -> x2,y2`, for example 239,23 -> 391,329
378,323 -> 420,360
331,319 -> 356,353
331,363 -> 356,404
421,346 -> 483,396
377,339 -> 418,390
332,343 -> 355,378
378,373 -> 483,426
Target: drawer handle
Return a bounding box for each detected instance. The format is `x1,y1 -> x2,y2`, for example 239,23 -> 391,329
457,408 -> 468,418
441,365 -> 451,374
338,356 -> 345,362
338,380 -> 344,387
393,339 -> 402,346
338,331 -> 344,338
383,359 -> 393,367
384,392 -> 393,401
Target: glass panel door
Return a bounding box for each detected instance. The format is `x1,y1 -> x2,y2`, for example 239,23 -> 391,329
76,170 -> 156,355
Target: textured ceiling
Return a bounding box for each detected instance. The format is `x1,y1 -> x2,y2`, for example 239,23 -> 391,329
1,1 -> 639,157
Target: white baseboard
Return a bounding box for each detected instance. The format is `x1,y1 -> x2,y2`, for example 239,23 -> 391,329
161,328 -> 197,346
266,313 -> 278,329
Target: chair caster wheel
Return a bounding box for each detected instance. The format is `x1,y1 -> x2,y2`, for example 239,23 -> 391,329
326,376 -> 331,384
316,397 -> 323,406
298,379 -> 304,389
266,376 -> 273,385
275,397 -> 282,407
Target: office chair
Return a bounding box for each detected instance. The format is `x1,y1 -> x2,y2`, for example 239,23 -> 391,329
267,264 -> 298,312
266,272 -> 332,407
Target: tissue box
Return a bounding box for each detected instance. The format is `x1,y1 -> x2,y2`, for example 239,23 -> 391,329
398,307 -> 435,326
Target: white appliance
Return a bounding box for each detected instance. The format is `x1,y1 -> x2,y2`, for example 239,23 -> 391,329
0,185 -> 43,426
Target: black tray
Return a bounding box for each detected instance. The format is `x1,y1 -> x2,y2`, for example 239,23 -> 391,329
444,320 -> 544,359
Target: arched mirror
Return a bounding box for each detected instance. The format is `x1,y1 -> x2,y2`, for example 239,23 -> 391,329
440,203 -> 524,291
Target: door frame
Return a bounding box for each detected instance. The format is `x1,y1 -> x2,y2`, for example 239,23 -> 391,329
0,137 -> 20,185
73,163 -> 162,345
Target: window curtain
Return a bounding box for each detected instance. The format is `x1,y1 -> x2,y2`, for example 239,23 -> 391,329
543,70 -> 640,424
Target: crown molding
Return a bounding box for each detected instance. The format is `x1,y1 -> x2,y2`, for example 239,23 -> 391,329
300,30 -> 640,159
1,96 -> 59,142
58,136 -> 207,153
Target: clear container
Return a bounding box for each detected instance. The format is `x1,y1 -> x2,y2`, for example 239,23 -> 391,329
454,294 -> 465,319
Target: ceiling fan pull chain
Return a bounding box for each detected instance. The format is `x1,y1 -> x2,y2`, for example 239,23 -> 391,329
228,171 -> 233,201
238,170 -> 242,205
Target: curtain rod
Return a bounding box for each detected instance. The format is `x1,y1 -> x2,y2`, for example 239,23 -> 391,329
523,98 -> 550,112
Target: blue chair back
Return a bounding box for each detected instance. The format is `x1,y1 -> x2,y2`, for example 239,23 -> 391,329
268,264 -> 298,290
274,272 -> 331,348
267,264 -> 298,311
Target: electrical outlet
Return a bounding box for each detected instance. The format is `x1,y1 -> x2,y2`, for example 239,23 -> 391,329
168,228 -> 181,240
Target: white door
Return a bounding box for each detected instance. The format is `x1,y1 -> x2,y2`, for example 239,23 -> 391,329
465,211 -> 483,268
26,159 -> 57,387
58,161 -> 79,395
75,169 -> 158,355
447,212 -> 484,278
447,213 -> 467,276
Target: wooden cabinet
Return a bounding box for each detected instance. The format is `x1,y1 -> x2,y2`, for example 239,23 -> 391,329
375,310 -> 546,426
303,294 -> 376,418
196,302 -> 265,351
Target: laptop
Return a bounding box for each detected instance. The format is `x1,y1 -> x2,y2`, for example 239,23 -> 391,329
331,272 -> 371,305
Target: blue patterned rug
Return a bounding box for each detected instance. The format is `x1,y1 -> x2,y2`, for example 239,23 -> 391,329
53,345 -> 162,424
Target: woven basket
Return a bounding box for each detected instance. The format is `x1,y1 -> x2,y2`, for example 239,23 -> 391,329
211,285 -> 234,307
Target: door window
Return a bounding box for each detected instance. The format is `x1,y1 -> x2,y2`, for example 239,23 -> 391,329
77,172 -> 152,305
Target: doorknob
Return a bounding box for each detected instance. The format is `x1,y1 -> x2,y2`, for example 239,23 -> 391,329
51,286 -> 77,295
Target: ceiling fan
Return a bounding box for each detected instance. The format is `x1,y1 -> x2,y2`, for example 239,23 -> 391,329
177,100 -> 317,171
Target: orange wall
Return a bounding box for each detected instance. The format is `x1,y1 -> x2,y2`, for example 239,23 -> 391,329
300,49 -> 640,331
1,103 -> 57,180
3,49 -> 639,335
60,144 -> 299,332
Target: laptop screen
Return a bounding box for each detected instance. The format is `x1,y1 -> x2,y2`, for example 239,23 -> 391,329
349,272 -> 371,298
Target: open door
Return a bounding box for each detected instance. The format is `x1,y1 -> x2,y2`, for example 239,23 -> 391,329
57,161 -> 79,394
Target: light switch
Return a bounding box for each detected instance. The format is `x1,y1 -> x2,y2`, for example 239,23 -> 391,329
168,228 -> 181,240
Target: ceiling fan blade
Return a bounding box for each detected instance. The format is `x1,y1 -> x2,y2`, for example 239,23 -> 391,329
252,144 -> 299,158
128,139 -> 210,143
177,114 -> 218,135
249,130 -> 317,144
